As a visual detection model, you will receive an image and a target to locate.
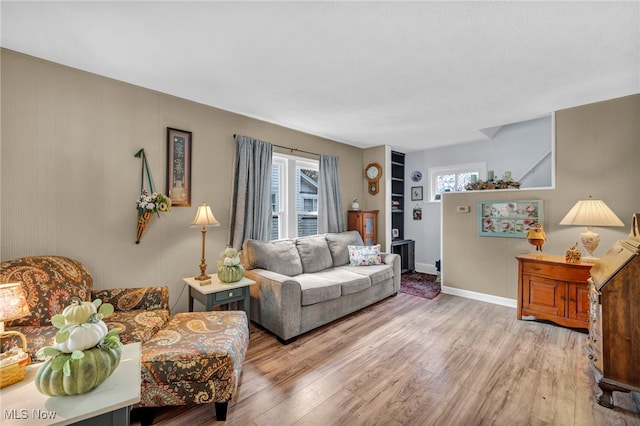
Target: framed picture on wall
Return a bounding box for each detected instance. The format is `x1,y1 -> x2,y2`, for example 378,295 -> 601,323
411,186 -> 423,201
166,127 -> 192,207
478,199 -> 543,238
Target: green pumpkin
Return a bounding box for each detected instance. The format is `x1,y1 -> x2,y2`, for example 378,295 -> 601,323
218,265 -> 244,283
34,345 -> 122,396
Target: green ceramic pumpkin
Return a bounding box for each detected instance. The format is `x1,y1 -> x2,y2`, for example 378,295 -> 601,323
218,265 -> 244,283
34,345 -> 122,396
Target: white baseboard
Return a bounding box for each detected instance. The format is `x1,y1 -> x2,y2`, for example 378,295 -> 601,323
440,285 -> 517,309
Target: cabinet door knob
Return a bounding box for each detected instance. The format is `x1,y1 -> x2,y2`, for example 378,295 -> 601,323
229,292 -> 234,297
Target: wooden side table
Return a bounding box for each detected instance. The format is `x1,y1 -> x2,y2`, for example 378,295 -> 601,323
516,254 -> 594,329
184,275 -> 256,316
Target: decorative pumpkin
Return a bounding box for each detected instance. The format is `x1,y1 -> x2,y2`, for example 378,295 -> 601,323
218,264 -> 244,283
53,321 -> 109,353
35,345 -> 122,396
61,299 -> 97,325
217,247 -> 244,283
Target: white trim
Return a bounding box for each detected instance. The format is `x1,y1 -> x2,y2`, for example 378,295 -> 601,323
440,285 -> 517,308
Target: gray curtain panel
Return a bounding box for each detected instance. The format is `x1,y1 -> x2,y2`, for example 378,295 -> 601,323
229,135 -> 273,250
318,154 -> 345,234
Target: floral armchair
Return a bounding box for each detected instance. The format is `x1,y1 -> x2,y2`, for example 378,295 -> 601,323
0,255 -> 170,359
0,255 -> 249,423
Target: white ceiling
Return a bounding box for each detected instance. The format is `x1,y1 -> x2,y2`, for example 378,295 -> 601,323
2,1 -> 639,152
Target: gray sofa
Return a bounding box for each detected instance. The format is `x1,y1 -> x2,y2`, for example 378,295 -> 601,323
242,231 -> 400,343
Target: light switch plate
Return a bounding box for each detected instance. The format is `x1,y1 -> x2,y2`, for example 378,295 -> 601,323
457,206 -> 470,213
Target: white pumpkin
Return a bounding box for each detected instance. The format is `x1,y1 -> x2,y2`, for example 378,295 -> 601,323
62,300 -> 97,325
53,321 -> 109,353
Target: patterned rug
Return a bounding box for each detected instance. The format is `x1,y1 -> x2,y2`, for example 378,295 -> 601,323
400,272 -> 441,299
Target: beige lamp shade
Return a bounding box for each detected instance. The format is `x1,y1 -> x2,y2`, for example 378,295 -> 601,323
0,283 -> 30,332
191,203 -> 220,227
559,197 -> 624,227
559,196 -> 624,260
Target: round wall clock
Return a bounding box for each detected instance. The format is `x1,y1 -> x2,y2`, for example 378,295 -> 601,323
365,163 -> 382,195
411,171 -> 423,182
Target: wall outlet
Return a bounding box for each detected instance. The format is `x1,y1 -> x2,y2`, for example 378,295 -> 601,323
457,206 -> 470,213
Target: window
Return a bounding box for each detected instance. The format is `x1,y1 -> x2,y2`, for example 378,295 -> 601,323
271,153 -> 319,239
428,162 -> 486,202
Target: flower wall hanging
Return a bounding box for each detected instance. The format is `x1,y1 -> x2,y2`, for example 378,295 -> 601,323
134,149 -> 171,244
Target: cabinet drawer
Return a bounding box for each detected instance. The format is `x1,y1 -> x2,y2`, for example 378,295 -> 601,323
215,287 -> 245,302
521,262 -> 590,281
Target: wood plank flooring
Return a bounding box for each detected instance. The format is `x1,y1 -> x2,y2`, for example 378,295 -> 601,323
131,292 -> 640,426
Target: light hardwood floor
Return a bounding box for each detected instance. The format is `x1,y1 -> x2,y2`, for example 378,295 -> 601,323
132,292 -> 640,426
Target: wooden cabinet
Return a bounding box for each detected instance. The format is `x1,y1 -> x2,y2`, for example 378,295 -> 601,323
588,255 -> 640,408
516,254 -> 593,329
348,210 -> 378,245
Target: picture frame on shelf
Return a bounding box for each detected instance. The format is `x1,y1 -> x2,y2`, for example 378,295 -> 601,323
478,199 -> 543,238
166,127 -> 192,207
411,186 -> 423,201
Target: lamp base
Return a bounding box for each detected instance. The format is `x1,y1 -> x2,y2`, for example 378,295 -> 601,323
580,228 -> 600,261
194,273 -> 211,281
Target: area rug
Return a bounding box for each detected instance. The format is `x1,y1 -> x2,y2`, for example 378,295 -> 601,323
400,272 -> 441,299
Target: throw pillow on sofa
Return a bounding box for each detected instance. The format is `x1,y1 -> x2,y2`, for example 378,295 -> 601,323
348,245 -> 382,266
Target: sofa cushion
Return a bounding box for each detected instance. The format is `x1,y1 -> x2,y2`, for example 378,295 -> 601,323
0,256 -> 93,327
338,264 -> 393,285
296,235 -> 333,273
295,274 -> 343,306
105,309 -> 171,344
2,325 -> 58,361
243,239 -> 303,277
325,231 -> 364,267
348,244 -> 383,266
313,268 -> 372,296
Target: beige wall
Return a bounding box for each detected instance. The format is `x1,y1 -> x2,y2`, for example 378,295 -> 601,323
0,49 -> 366,313
363,145 -> 388,249
442,94 -> 640,303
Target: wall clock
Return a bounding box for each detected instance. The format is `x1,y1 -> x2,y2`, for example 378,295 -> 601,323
411,171 -> 422,182
365,163 -> 382,195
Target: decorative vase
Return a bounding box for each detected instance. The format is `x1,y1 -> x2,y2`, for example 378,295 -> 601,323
218,265 -> 244,283
136,210 -> 153,244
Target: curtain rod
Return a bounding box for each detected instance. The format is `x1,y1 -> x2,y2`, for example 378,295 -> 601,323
233,134 -> 320,157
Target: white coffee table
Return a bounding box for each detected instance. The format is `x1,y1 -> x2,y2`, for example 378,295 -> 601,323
184,275 -> 256,315
0,342 -> 141,426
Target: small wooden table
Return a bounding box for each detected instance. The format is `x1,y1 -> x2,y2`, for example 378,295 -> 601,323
184,275 -> 256,315
1,342 -> 141,426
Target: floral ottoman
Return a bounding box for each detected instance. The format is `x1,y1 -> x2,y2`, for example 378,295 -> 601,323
139,310 -> 249,421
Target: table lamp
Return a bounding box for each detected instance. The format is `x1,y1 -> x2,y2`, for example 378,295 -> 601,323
191,202 -> 220,280
559,196 -> 624,261
0,282 -> 30,333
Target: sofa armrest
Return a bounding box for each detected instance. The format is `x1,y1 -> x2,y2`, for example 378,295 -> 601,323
381,252 -> 401,293
244,269 -> 302,341
91,286 -> 170,313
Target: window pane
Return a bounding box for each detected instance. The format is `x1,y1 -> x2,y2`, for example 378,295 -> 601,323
437,173 -> 456,194
271,216 -> 279,240
298,214 -> 317,237
456,172 -> 476,191
297,168 -> 318,211
271,164 -> 280,213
